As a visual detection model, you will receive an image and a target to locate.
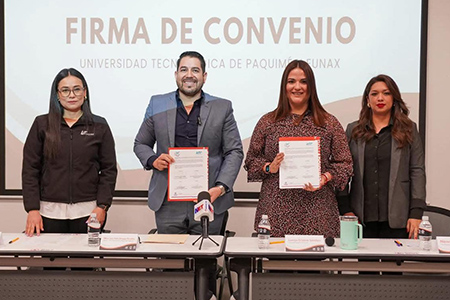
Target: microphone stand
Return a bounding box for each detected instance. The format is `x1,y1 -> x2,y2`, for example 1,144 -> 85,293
192,216 -> 219,250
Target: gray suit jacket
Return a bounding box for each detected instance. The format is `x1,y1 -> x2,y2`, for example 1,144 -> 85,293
134,91 -> 244,214
338,121 -> 426,228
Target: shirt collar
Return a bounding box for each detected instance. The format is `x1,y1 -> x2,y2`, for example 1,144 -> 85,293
365,117 -> 394,131
61,113 -> 86,125
175,90 -> 204,107
388,117 -> 394,126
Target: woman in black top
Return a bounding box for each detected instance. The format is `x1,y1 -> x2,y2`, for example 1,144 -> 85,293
338,74 -> 426,239
22,68 -> 117,236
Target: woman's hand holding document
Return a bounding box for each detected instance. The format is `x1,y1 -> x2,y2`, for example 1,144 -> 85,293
279,137 -> 321,189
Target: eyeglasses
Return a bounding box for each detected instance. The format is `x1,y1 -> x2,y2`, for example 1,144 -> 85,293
58,87 -> 85,97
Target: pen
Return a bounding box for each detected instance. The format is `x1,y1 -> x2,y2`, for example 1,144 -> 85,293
269,240 -> 285,245
394,240 -> 403,247
8,237 -> 19,244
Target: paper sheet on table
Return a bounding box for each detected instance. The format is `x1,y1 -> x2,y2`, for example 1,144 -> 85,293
141,234 -> 189,244
279,137 -> 321,189
12,234 -> 76,250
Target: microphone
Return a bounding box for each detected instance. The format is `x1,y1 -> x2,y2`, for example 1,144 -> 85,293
325,237 -> 335,247
197,117 -> 202,126
192,191 -> 219,249
194,191 -> 214,238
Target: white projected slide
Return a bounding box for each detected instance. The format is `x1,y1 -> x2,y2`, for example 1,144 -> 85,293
4,0 -> 423,192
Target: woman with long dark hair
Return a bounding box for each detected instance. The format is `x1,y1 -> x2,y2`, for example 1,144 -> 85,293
245,60 -> 352,237
22,68 -> 117,236
338,74 -> 426,238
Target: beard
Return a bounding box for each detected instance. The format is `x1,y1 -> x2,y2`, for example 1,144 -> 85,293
177,78 -> 204,97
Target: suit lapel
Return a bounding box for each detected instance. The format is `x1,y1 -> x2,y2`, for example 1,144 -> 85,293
167,94 -> 177,147
389,138 -> 401,202
197,98 -> 211,144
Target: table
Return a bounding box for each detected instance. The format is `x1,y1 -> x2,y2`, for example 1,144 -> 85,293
224,237 -> 450,300
0,233 -> 224,300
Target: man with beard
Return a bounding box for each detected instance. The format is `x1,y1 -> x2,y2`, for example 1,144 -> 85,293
134,50 -> 243,236
134,51 -> 243,299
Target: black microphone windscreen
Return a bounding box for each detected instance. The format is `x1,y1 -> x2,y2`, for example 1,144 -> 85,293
197,191 -> 211,201
325,237 -> 335,247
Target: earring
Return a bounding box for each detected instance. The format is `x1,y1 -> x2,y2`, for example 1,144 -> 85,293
367,103 -> 370,108
85,96 -> 87,100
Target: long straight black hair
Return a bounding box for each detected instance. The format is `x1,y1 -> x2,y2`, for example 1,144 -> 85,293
44,68 -> 93,159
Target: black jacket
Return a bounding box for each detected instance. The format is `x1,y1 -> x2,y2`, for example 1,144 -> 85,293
22,114 -> 117,212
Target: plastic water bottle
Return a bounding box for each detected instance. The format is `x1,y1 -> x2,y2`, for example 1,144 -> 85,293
87,213 -> 101,247
257,214 -> 271,249
418,215 -> 432,251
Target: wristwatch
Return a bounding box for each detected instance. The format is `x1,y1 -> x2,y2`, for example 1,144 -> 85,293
217,185 -> 226,197
265,164 -> 271,174
98,204 -> 110,212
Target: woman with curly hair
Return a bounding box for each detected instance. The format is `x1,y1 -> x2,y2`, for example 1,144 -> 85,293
338,74 -> 426,239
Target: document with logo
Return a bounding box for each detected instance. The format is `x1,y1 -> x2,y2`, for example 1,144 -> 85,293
168,147 -> 209,201
437,236 -> 450,253
100,234 -> 139,251
285,235 -> 325,252
279,137 -> 321,189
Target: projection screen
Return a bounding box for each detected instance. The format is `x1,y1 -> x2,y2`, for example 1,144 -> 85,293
1,0 -> 426,197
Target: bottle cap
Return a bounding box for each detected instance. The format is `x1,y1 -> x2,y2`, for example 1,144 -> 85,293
422,215 -> 429,221
91,213 -> 97,218
262,214 -> 268,219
